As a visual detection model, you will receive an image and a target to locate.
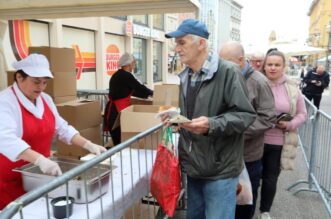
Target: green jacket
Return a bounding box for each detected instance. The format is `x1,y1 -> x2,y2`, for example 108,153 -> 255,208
178,54 -> 256,180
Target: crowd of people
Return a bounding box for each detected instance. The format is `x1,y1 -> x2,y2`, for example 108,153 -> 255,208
161,18 -> 314,219
1,17 -> 329,219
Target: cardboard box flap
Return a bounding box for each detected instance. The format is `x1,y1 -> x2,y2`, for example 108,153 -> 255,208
153,84 -> 179,107
57,99 -> 94,106
8,71 -> 76,97
57,100 -> 102,130
130,96 -> 153,105
29,46 -> 76,73
120,105 -> 161,133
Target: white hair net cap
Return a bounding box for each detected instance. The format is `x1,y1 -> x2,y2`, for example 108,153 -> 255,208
119,53 -> 134,67
12,53 -> 53,78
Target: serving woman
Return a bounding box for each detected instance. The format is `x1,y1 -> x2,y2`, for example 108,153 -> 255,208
0,54 -> 106,209
104,53 -> 153,145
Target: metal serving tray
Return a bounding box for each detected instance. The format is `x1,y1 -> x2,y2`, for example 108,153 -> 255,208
14,157 -> 113,203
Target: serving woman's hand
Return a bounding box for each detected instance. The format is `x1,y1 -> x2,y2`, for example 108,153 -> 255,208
34,155 -> 62,176
83,141 -> 107,155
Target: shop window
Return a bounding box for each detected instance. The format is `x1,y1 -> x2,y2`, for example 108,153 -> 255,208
153,14 -> 164,30
153,41 -> 162,82
133,38 -> 147,83
133,15 -> 148,26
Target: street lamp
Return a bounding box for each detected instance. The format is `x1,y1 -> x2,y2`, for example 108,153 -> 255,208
325,21 -> 331,71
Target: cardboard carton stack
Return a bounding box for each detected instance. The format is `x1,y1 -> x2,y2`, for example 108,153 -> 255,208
6,71 -> 15,86
120,84 -> 179,149
124,200 -> 159,218
130,96 -> 153,105
28,46 -> 77,104
56,100 -> 102,159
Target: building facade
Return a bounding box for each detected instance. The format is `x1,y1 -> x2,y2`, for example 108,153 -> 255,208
2,16 -> 170,90
218,0 -> 243,49
307,0 -> 331,67
200,0 -> 219,50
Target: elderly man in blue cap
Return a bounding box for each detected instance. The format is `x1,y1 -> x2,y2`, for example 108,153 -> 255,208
163,19 -> 256,218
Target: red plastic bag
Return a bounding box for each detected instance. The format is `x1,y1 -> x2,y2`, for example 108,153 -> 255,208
150,128 -> 181,217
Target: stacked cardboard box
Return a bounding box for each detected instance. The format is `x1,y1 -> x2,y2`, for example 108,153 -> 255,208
6,70 -> 15,86
28,47 -> 77,104
130,96 -> 153,105
56,100 -> 102,159
123,200 -> 159,219
120,84 -> 180,149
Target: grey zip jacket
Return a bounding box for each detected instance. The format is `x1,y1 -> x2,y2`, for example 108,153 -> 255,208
243,65 -> 277,162
178,52 -> 256,180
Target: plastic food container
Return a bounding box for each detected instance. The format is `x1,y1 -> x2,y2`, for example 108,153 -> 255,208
51,196 -> 75,219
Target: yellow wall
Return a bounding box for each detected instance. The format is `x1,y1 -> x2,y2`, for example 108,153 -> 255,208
308,0 -> 331,64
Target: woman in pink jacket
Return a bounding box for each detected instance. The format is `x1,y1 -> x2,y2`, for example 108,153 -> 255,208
258,49 -> 307,219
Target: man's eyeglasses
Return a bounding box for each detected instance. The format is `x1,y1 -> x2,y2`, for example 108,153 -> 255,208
250,59 -> 263,63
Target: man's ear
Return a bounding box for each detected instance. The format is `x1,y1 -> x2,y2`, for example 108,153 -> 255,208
239,56 -> 245,66
199,38 -> 207,49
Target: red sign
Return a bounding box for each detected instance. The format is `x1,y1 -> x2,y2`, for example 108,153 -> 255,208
106,44 -> 120,76
125,21 -> 133,37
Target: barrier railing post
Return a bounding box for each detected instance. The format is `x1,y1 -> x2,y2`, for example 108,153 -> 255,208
307,110 -> 319,190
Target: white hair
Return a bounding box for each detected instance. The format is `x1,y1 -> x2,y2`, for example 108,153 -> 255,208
189,34 -> 209,49
119,52 -> 134,67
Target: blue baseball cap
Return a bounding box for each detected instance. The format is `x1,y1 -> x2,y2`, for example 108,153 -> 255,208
165,19 -> 209,39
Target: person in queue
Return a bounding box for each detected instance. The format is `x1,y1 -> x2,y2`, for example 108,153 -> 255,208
0,54 -> 107,210
249,51 -> 265,72
259,49 -> 307,219
219,41 -> 277,219
163,19 -> 256,219
302,65 -> 330,109
104,53 -> 153,145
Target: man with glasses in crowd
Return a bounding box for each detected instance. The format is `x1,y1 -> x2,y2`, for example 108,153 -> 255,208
250,52 -> 265,72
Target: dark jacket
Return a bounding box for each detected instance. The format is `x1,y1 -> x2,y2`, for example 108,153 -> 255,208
108,69 -> 153,100
105,69 -> 153,132
178,53 -> 256,180
302,69 -> 330,95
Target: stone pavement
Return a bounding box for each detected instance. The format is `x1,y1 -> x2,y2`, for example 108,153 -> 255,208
166,73 -> 331,219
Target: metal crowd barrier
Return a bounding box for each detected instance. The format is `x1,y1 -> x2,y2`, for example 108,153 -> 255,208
77,89 -> 109,113
0,124 -> 180,219
287,97 -> 331,216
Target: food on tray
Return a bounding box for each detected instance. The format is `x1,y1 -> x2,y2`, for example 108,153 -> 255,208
168,115 -> 191,124
158,105 -> 173,112
156,106 -> 180,119
156,106 -> 190,123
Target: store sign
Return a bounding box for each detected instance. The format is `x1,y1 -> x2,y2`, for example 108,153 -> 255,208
151,29 -> 161,39
125,21 -> 133,37
106,44 -> 120,76
131,23 -> 161,40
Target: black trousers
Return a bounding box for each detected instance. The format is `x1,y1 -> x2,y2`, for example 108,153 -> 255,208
304,92 -> 322,109
110,126 -> 121,145
260,144 -> 282,213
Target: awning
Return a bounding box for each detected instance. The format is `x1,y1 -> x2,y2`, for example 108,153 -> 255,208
0,0 -> 200,19
245,41 -> 325,57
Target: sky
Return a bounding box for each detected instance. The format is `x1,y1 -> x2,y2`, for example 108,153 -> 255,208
237,0 -> 312,47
